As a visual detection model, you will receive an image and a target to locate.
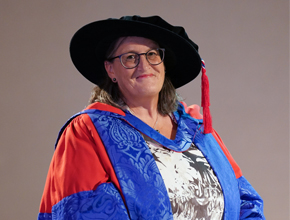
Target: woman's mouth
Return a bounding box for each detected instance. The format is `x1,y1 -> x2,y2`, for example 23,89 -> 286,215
136,73 -> 154,79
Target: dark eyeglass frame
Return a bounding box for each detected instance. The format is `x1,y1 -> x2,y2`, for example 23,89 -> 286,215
107,48 -> 165,69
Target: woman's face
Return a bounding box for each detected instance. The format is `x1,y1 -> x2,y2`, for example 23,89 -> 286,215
104,37 -> 165,103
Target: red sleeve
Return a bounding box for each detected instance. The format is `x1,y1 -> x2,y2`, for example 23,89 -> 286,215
182,102 -> 242,179
39,114 -> 120,213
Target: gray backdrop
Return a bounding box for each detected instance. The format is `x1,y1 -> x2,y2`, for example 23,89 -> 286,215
0,1 -> 289,219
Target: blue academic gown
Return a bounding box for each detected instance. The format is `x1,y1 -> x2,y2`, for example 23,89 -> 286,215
38,102 -> 265,219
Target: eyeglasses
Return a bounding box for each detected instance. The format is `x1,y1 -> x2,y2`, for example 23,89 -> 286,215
107,48 -> 165,69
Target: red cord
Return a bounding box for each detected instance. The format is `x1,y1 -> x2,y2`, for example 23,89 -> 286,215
201,60 -> 212,134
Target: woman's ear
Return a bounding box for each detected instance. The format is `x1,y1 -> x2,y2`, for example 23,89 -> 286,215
104,61 -> 115,80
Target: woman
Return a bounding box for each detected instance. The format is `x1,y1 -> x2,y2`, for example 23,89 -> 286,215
38,15 -> 265,219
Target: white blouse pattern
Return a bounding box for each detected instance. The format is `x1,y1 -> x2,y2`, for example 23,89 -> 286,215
144,136 -> 224,220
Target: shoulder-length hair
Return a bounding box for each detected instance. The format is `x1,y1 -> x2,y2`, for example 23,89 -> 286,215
89,75 -> 180,115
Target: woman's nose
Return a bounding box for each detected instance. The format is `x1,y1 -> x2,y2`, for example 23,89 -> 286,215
136,54 -> 150,70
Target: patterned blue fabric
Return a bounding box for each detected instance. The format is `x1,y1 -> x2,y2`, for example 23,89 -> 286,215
87,103 -> 242,219
88,111 -> 174,219
238,176 -> 265,219
120,106 -> 199,152
38,213 -> 52,220
43,103 -> 265,219
51,183 -> 129,220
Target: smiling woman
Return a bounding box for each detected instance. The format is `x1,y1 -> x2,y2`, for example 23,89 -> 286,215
104,37 -> 166,112
90,36 -> 178,117
38,15 -> 265,219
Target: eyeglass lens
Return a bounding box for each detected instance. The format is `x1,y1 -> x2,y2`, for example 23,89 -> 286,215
121,48 -> 164,69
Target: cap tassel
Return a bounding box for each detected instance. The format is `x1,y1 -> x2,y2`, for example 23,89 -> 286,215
201,60 -> 212,134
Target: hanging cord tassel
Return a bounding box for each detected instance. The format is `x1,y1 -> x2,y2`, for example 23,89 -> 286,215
201,59 -> 213,134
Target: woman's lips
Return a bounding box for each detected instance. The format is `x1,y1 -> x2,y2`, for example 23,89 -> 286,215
136,73 -> 154,79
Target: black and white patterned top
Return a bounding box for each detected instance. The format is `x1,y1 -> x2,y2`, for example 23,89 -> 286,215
144,136 -> 224,220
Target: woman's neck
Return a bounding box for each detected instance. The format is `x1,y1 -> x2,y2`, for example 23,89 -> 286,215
126,102 -> 159,130
124,97 -> 177,140
126,104 -> 177,140
124,95 -> 159,118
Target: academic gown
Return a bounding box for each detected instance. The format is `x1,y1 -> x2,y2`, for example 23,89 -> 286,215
38,102 -> 265,219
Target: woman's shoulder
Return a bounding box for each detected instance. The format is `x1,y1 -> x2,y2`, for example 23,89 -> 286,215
179,101 -> 242,178
55,102 -> 125,146
85,102 -> 125,115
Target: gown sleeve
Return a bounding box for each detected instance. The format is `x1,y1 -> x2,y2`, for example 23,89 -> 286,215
183,102 -> 265,219
38,114 -> 130,219
238,176 -> 265,219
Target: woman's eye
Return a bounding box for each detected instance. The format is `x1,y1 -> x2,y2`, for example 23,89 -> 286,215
125,54 -> 136,61
147,51 -> 158,58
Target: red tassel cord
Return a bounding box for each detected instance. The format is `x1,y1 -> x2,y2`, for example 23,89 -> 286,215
201,60 -> 213,134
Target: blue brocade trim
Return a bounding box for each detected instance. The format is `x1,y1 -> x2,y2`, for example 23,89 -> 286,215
51,183 -> 129,220
122,104 -> 199,152
38,212 -> 52,220
88,112 -> 173,219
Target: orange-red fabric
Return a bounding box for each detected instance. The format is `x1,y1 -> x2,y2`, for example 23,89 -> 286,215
86,102 -> 126,115
182,102 -> 242,179
39,112 -> 121,213
180,102 -> 203,119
